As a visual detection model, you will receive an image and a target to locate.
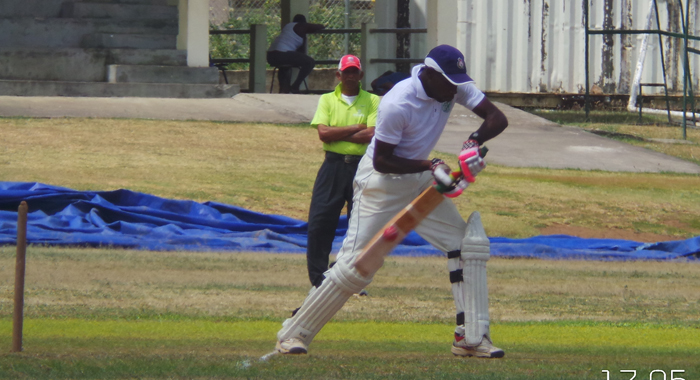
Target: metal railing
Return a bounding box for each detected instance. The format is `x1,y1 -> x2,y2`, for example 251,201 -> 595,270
209,24 -> 427,93
209,28 -> 252,66
584,0 -> 697,138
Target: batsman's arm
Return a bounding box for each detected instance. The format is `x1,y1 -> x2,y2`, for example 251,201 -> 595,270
467,97 -> 508,145
372,139 -> 431,174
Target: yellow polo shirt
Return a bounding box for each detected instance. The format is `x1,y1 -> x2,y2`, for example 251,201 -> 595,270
310,83 -> 380,156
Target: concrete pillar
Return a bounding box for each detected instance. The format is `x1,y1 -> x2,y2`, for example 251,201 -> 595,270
426,0 -> 457,48
361,23 -> 379,90
280,0 -> 309,26
455,0 -> 468,54
410,0 -> 428,61
373,0 -> 396,76
249,24 -> 267,93
177,0 -> 209,67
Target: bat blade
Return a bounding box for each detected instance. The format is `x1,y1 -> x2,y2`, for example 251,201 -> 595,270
354,186 -> 445,277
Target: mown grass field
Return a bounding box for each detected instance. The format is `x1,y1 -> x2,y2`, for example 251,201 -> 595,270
1,248 -> 699,379
0,114 -> 699,379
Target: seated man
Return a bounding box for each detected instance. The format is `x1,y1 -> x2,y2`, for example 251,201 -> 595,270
267,14 -> 325,93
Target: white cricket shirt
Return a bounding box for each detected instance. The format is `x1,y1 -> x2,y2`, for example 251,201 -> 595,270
367,64 -> 485,160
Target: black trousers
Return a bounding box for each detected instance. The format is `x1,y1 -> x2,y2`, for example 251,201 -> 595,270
306,151 -> 362,287
266,50 -> 316,93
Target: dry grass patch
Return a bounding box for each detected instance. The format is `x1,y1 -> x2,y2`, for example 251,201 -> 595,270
452,167 -> 700,239
0,118 -> 322,219
1,117 -> 699,239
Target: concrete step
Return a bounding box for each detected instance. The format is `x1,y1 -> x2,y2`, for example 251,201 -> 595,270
0,48 -> 187,82
0,80 -> 240,98
82,33 -> 176,49
1,0 -> 64,18
107,65 -> 220,84
0,0 -> 170,18
0,48 -> 107,82
108,48 -> 187,66
87,0 -> 170,5
61,2 -> 178,20
0,17 -> 178,48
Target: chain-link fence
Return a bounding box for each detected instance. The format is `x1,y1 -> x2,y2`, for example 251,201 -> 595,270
209,0 -> 279,70
307,0 -> 375,67
209,0 -> 375,69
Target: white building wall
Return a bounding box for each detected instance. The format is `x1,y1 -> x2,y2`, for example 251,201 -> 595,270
460,0 -> 700,94
377,0 -> 700,94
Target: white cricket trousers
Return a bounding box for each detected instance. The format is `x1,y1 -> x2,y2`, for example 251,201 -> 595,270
334,155 -> 469,268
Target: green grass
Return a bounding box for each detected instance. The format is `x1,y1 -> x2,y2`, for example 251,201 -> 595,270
1,319 -> 698,379
1,248 -> 699,379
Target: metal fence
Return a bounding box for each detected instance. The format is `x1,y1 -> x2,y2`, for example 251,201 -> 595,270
209,0 -> 375,69
209,0 -> 279,70
308,0 -> 374,65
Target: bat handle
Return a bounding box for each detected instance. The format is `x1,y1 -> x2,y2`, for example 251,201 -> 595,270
479,146 -> 489,158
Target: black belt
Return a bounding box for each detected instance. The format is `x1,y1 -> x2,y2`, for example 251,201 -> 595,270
326,151 -> 363,164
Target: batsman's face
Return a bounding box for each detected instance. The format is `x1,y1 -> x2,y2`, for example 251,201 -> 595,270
423,69 -> 458,103
432,74 -> 458,102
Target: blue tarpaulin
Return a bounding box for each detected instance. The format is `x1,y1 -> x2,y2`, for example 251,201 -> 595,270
0,182 -> 698,261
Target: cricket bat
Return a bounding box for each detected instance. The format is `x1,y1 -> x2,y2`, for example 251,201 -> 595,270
354,147 -> 487,278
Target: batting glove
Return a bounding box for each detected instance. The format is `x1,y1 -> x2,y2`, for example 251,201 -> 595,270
458,139 -> 486,183
430,158 -> 453,188
431,158 -> 469,197
443,178 -> 468,198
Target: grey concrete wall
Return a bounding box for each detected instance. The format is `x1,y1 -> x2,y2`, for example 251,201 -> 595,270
223,68 -> 339,93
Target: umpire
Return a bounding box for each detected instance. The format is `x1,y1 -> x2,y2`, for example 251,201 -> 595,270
306,54 -> 381,287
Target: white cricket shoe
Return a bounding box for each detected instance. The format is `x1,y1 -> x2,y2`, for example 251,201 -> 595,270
276,338 -> 308,355
451,333 -> 505,358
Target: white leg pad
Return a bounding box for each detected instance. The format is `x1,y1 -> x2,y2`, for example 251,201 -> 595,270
277,259 -> 372,346
460,211 -> 491,345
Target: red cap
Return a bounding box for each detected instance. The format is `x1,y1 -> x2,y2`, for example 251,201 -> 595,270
338,54 -> 362,71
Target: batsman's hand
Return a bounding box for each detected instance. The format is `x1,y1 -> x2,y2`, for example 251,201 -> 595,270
430,158 -> 452,187
443,179 -> 468,198
430,158 -> 468,198
458,139 -> 486,183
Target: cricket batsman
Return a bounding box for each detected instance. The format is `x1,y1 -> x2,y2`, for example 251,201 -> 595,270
275,44 -> 509,358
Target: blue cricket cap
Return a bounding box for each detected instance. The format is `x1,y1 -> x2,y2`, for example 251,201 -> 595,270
424,45 -> 473,85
